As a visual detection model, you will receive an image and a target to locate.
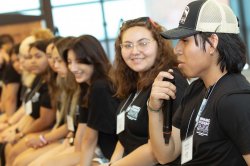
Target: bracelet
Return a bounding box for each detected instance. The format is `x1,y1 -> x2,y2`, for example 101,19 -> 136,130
147,99 -> 161,112
108,163 -> 112,166
39,134 -> 48,144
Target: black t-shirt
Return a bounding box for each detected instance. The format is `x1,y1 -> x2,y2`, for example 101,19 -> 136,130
78,106 -> 88,124
2,63 -> 21,84
173,73 -> 250,166
2,63 -> 22,108
86,79 -> 120,159
78,83 -> 89,124
118,69 -> 188,156
25,76 -> 52,119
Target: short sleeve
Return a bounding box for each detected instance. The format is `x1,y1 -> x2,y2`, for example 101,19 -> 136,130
217,93 -> 250,154
78,106 -> 88,124
87,80 -> 119,134
2,64 -> 21,84
39,84 -> 52,109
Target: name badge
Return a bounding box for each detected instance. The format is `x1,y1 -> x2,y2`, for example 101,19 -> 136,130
181,135 -> 193,164
116,111 -> 125,134
67,115 -> 75,132
25,100 -> 32,115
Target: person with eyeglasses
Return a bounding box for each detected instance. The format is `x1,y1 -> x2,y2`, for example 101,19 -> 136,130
101,17 -> 188,166
148,0 -> 250,165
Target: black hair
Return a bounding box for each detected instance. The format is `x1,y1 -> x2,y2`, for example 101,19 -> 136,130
29,39 -> 50,53
0,34 -> 14,48
194,33 -> 246,73
9,43 -> 20,57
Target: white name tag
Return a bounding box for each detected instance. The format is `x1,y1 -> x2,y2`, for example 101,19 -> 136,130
181,135 -> 193,164
25,100 -> 32,115
116,111 -> 125,134
67,115 -> 75,132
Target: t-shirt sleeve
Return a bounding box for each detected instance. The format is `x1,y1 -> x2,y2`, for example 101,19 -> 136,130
78,106 -> 88,124
39,85 -> 52,109
87,80 -> 119,134
2,64 -> 21,84
217,93 -> 250,154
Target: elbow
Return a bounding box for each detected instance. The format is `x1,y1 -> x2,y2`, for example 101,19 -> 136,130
155,154 -> 171,165
153,150 -> 177,164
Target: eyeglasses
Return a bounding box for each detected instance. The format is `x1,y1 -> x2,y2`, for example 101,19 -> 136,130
120,39 -> 154,52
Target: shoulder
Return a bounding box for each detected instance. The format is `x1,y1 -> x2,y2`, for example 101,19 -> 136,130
90,79 -> 114,95
91,79 -> 111,90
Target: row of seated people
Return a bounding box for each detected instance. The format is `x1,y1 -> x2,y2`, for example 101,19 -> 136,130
0,0 -> 250,165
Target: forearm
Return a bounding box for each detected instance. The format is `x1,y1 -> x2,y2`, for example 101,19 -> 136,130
148,110 -> 180,164
5,97 -> 17,118
80,128 -> 98,166
110,141 -> 124,163
111,143 -> 157,166
44,124 -> 68,142
74,123 -> 86,152
22,117 -> 51,134
23,108 -> 55,134
8,106 -> 25,125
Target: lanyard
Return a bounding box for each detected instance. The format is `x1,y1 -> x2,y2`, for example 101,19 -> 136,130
118,90 -> 141,114
185,83 -> 217,138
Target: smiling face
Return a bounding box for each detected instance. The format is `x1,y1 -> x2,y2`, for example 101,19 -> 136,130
67,49 -> 94,84
121,26 -> 158,75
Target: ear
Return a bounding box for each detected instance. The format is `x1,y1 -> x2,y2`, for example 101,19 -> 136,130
208,34 -> 219,54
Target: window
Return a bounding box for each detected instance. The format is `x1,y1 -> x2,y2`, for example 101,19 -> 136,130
52,4 -> 104,38
0,0 -> 39,14
51,0 -> 98,7
104,0 -> 146,39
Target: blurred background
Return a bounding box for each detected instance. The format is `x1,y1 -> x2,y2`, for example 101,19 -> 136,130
0,0 -> 249,63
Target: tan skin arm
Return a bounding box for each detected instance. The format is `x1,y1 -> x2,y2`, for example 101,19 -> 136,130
22,106 -> 55,134
79,126 -> 98,166
243,154 -> 250,166
109,141 -> 124,163
148,71 -> 182,164
105,143 -> 157,166
74,123 -> 87,152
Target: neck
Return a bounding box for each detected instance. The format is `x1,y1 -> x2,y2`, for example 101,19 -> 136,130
202,69 -> 227,88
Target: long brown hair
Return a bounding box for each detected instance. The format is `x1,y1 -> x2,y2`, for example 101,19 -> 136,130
53,37 -> 80,125
64,35 -> 112,108
111,17 -> 176,99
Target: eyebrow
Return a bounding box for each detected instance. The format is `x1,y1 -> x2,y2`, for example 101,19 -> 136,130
122,38 -> 151,43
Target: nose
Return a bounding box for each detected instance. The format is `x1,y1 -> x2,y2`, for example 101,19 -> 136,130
174,41 -> 183,56
69,62 -> 78,73
131,44 -> 140,54
54,60 -> 59,69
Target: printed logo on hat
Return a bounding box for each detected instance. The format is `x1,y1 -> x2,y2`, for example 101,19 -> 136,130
180,6 -> 190,24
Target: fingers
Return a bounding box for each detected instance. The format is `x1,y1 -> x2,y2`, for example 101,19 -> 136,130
152,71 -> 176,100
154,71 -> 174,82
149,70 -> 176,110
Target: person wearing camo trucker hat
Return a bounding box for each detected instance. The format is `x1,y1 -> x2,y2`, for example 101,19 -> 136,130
147,0 -> 250,165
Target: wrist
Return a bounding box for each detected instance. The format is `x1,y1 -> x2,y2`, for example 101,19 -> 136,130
39,134 -> 48,144
147,99 -> 161,112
